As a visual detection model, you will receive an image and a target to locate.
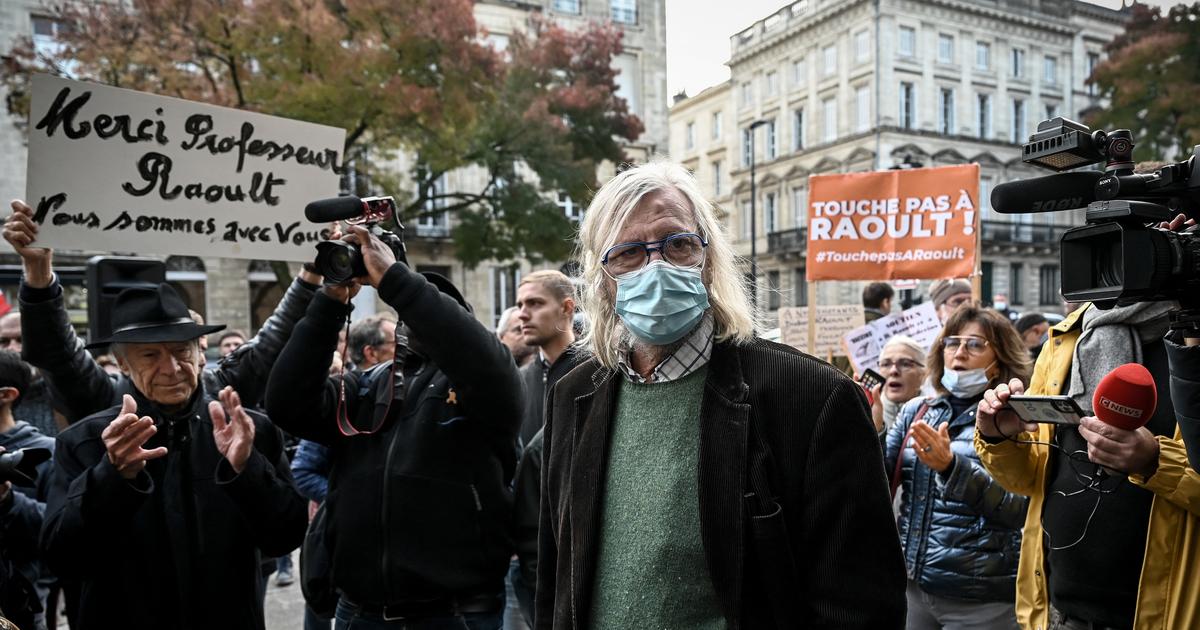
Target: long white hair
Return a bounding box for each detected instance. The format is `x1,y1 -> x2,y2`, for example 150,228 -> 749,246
575,160 -> 759,370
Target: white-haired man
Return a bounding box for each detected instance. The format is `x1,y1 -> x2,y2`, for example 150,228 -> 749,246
535,161 -> 906,629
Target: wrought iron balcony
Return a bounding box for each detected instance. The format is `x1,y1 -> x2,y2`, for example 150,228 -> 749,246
767,227 -> 807,256
981,220 -> 1071,245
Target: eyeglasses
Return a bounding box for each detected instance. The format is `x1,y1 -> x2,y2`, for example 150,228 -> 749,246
942,336 -> 990,354
0,336 -> 19,347
601,233 -> 708,279
879,358 -> 923,371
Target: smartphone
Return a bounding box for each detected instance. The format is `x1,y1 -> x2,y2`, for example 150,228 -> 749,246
860,368 -> 885,391
1007,395 -> 1085,425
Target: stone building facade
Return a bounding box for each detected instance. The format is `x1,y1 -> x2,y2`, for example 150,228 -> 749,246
669,0 -> 1127,326
0,0 -> 668,334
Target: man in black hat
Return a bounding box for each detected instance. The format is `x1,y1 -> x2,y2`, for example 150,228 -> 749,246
3,199 -> 322,423
265,226 -> 523,629
39,283 -> 308,630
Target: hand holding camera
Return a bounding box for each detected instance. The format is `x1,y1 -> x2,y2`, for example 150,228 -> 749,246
344,225 -> 397,289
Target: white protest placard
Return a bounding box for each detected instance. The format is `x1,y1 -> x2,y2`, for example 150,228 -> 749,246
25,74 -> 346,261
842,301 -> 945,373
779,305 -> 864,357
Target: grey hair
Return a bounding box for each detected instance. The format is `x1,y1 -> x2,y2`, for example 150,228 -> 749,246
879,335 -> 926,363
496,306 -> 520,336
348,314 -> 396,366
575,160 -> 759,370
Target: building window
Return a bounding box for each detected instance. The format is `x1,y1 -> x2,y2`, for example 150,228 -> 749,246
899,82 -> 915,130
977,93 -> 991,139
855,86 -> 870,132
613,53 -> 639,113
557,191 -> 583,222
712,111 -> 723,139
611,0 -> 637,24
980,176 -> 993,219
765,192 -> 777,233
1045,102 -> 1058,120
938,88 -> 955,135
685,121 -> 695,150
855,30 -> 869,63
765,119 -> 777,159
740,82 -> 753,107
741,200 -> 753,240
822,96 -> 837,143
1011,48 -> 1024,78
712,161 -> 722,196
938,34 -> 955,64
1010,262 -> 1024,306
742,127 -> 752,167
1043,55 -> 1057,84
553,0 -> 581,14
822,44 -> 837,77
417,173 -> 449,236
899,26 -> 916,58
765,70 -> 779,97
492,266 -> 520,327
792,186 -> 807,228
1012,98 -> 1025,143
793,268 -> 808,306
1040,264 -> 1061,305
792,57 -> 806,87
1087,52 -> 1100,96
976,41 -> 990,70
767,270 -> 781,311
792,108 -> 806,151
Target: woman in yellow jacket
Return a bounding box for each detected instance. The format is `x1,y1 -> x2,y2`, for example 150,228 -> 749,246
974,304 -> 1200,630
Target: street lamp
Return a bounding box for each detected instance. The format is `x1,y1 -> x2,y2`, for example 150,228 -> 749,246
748,118 -> 769,305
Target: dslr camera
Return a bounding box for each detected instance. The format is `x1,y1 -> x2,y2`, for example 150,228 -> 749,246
991,117 -> 1200,309
304,195 -> 408,284
0,447 -> 50,486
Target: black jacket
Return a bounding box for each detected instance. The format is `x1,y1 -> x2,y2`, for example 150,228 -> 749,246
40,386 -> 307,630
0,421 -> 55,628
517,346 -> 584,446
536,338 -> 907,629
19,275 -> 318,423
264,263 -> 524,606
1167,329 -> 1200,469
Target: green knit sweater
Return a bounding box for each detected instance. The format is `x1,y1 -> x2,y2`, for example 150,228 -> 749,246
587,366 -> 726,629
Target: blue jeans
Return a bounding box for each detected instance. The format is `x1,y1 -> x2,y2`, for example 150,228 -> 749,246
334,598 -> 502,630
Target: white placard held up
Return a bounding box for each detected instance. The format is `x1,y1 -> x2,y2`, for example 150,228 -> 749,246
778,305 -> 864,356
843,301 -> 945,373
25,74 -> 346,261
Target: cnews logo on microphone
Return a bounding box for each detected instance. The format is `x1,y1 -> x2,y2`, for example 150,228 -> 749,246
1099,396 -> 1143,419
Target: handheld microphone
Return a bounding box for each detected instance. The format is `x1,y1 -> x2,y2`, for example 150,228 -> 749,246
304,196 -> 367,223
990,171 -> 1104,215
1092,363 -> 1157,431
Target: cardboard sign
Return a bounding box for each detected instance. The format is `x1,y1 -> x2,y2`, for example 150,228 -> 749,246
806,164 -> 979,281
25,74 -> 346,261
778,304 -> 864,356
844,301 -> 943,373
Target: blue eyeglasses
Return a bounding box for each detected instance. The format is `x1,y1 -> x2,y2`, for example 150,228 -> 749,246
601,233 -> 708,278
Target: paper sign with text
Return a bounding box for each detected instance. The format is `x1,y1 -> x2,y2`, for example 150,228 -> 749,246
778,305 -> 864,356
806,164 -> 979,281
843,301 -> 943,373
25,74 -> 346,261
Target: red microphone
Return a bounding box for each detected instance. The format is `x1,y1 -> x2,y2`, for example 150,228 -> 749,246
1092,363 -> 1157,431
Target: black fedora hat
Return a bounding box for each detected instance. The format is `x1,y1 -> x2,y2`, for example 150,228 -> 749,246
86,282 -> 225,349
420,271 -> 472,314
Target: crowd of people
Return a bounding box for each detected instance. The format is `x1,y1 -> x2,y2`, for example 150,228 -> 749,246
0,159 -> 1196,630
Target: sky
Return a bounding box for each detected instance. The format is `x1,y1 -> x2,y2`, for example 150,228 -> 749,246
665,0 -> 1170,99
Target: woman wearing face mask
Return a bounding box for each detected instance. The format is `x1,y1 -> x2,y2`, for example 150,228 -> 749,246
869,335 -> 929,435
884,306 -> 1032,630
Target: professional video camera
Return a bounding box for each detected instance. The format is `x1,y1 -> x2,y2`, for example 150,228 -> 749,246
304,195 -> 408,284
0,447 -> 50,487
991,117 -> 1200,310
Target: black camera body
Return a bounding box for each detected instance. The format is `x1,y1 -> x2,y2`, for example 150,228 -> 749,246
0,447 -> 51,487
304,195 -> 408,285
995,117 -> 1200,309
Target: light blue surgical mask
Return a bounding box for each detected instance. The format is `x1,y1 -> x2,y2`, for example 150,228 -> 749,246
614,260 -> 710,345
941,365 -> 993,399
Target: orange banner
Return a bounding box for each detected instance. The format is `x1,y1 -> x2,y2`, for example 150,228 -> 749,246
806,164 -> 979,281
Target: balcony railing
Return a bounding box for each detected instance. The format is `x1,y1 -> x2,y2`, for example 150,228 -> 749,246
767,227 -> 807,255
981,220 -> 1071,244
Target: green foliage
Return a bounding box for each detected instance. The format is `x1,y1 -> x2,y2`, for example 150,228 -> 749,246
2,0 -> 642,266
1087,3 -> 1200,162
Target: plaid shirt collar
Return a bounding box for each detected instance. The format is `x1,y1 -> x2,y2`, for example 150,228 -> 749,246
617,313 -> 714,384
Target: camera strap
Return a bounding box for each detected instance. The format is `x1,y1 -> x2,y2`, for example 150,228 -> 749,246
333,315 -> 401,437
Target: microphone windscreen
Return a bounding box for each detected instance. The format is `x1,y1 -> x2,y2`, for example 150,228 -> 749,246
1093,363 -> 1157,431
990,171 -> 1103,215
304,196 -> 364,223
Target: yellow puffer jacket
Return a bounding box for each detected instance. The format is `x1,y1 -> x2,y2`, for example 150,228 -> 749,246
974,304 -> 1200,630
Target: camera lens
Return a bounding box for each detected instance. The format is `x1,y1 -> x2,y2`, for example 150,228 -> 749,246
314,241 -> 363,284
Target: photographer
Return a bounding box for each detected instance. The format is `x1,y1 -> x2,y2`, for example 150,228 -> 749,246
975,296 -> 1200,629
3,199 -> 321,423
264,225 -> 523,629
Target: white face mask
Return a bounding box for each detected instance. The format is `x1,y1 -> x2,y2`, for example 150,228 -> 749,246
994,301 -> 1008,310
941,365 -> 992,398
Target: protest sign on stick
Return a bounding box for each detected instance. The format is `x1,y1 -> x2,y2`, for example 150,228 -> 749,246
843,301 -> 943,373
779,305 -> 864,356
25,74 -> 346,261
806,164 -> 979,281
